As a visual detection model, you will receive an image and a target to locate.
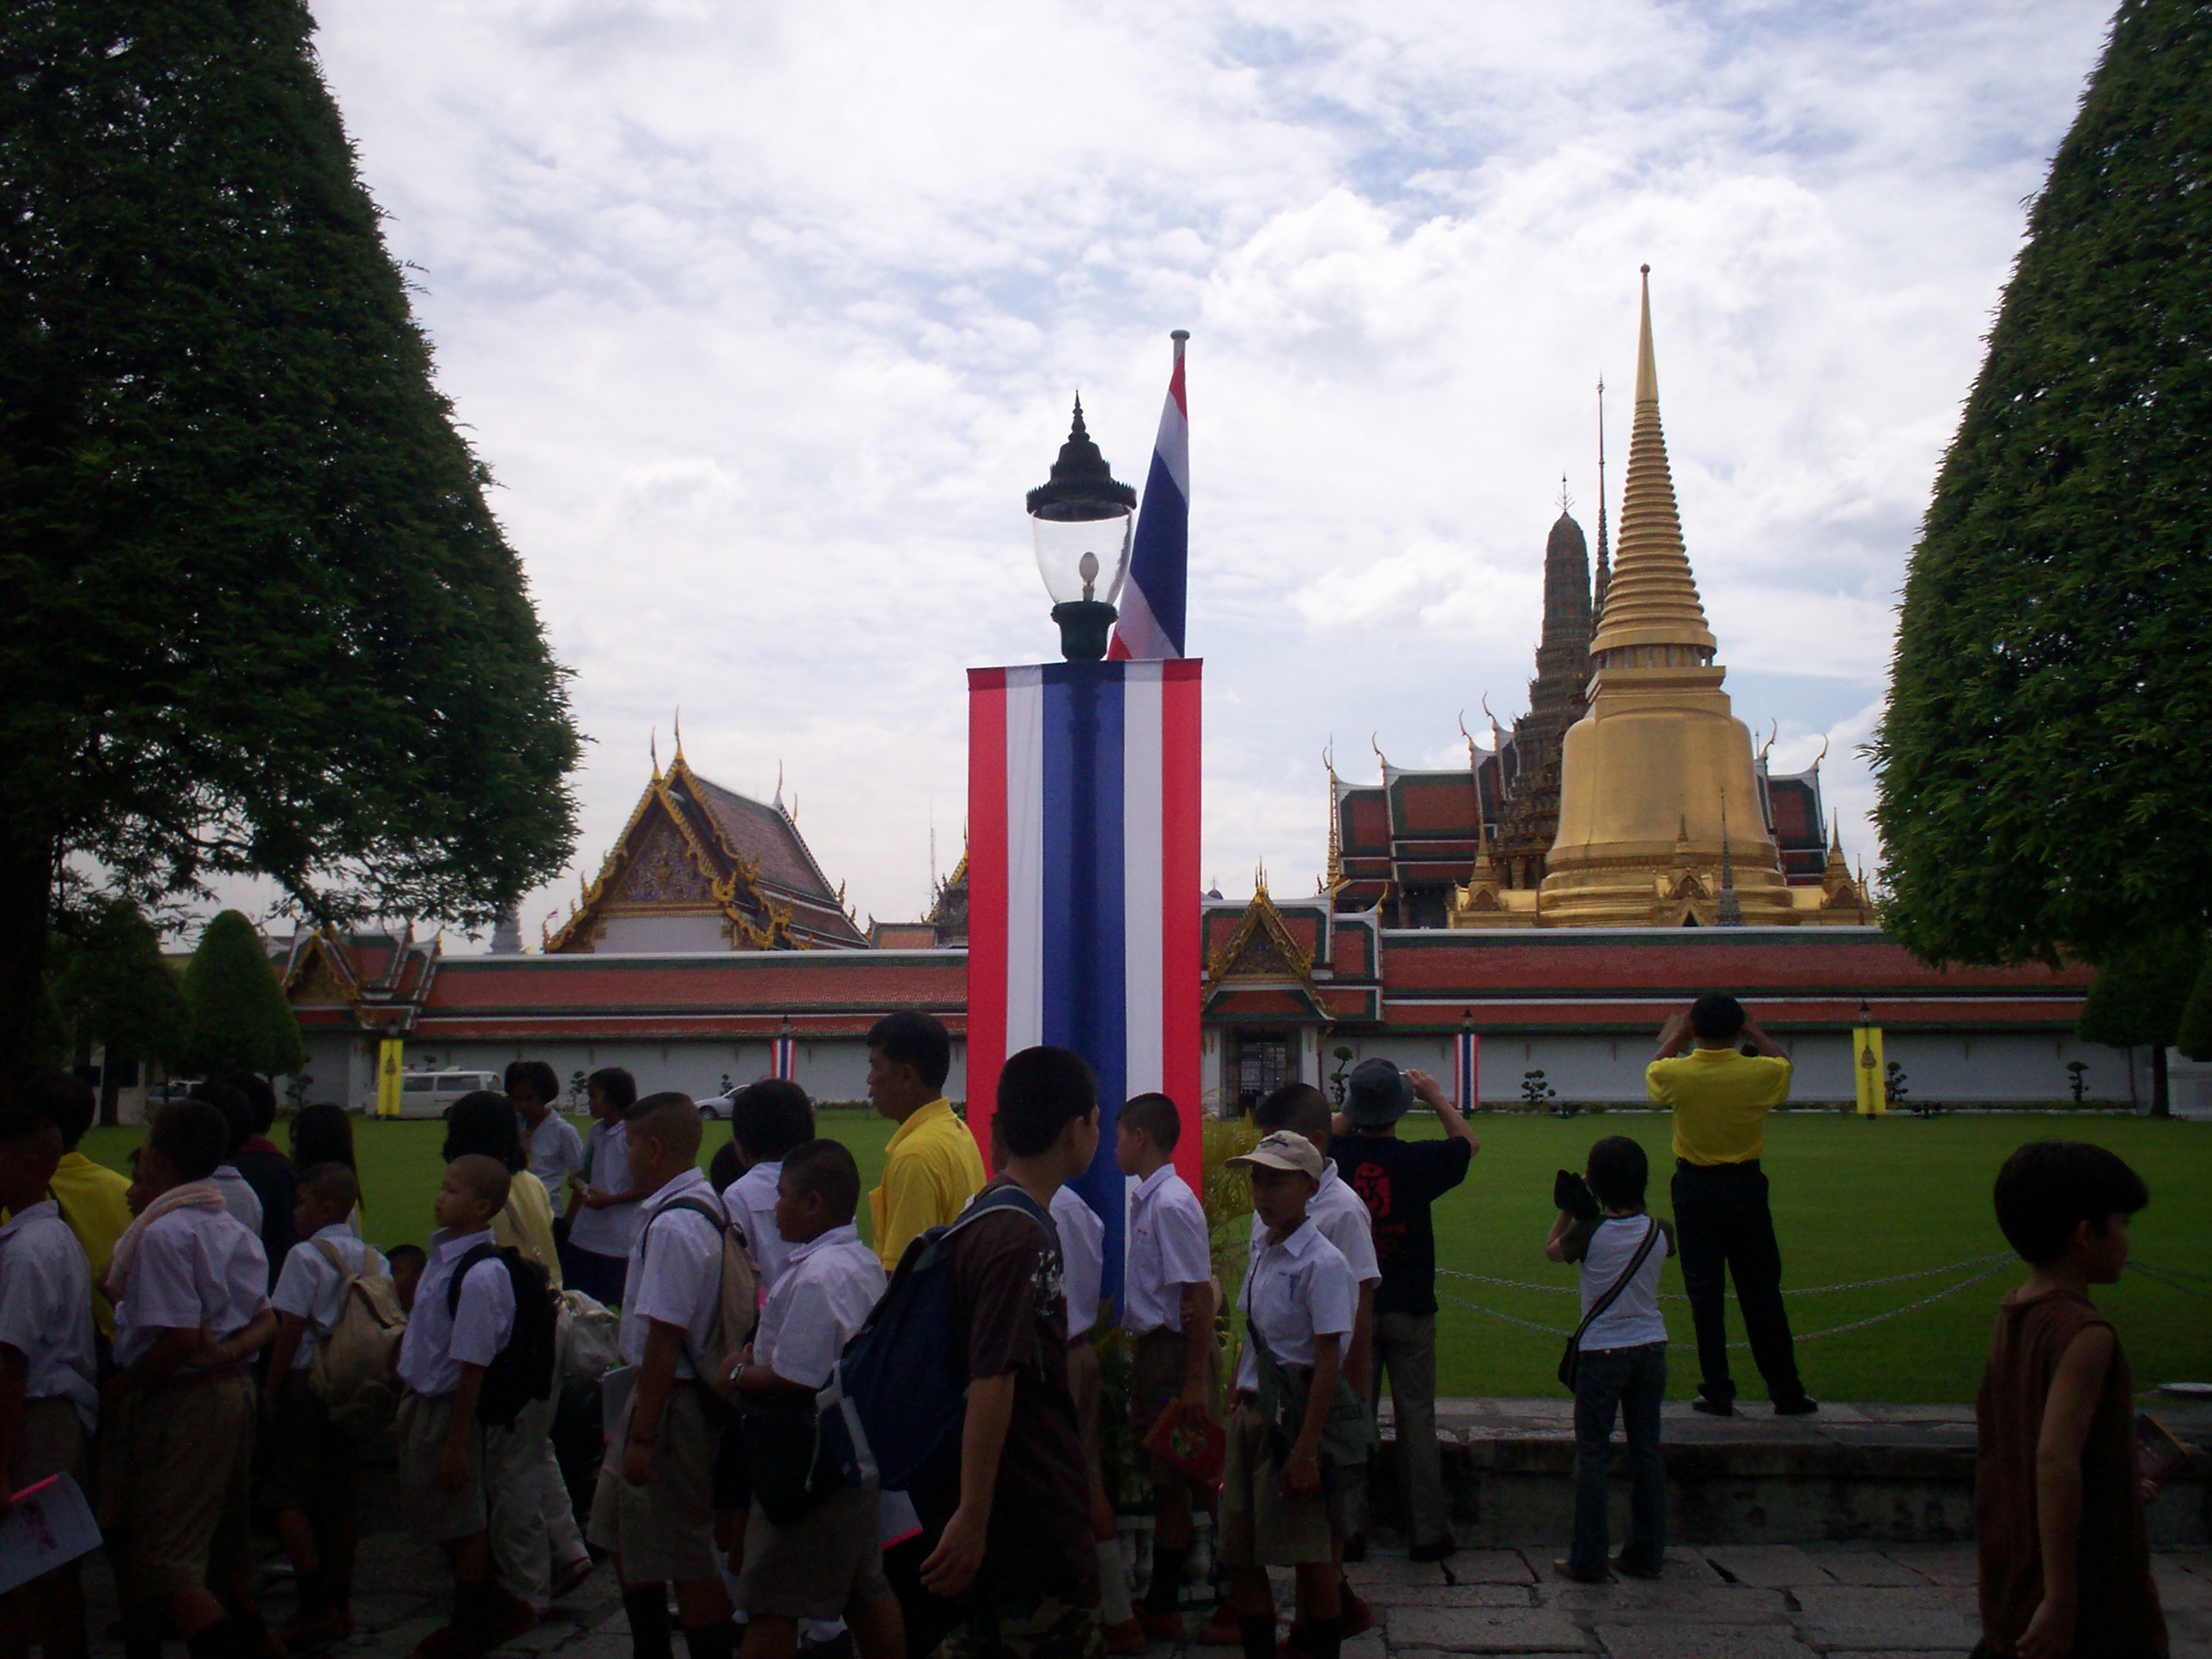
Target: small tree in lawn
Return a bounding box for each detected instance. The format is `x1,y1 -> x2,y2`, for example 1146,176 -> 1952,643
182,911 -> 303,1080
0,2 -> 579,1068
1520,1069 -> 1557,1110
55,896 -> 188,1126
1871,0 -> 2212,968
2075,926 -> 2203,1117
2065,1060 -> 2089,1103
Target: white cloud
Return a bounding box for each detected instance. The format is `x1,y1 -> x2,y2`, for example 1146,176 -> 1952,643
265,0 -> 2113,942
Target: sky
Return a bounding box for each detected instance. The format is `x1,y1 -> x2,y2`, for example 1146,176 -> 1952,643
291,0 -> 2114,946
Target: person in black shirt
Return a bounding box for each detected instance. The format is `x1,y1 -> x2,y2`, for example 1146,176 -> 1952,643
1328,1059 -> 1477,1562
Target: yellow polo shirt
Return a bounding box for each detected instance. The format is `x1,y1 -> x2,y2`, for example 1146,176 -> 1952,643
1646,1048 -> 1794,1166
869,1097 -> 986,1270
50,1151 -> 135,1340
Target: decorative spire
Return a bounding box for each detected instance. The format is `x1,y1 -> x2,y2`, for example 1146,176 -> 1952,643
650,728 -> 660,781
772,761 -> 784,813
672,707 -> 683,757
1717,787 -> 1744,927
1593,374 -> 1611,623
1322,742 -> 1343,890
1589,267 -> 1717,661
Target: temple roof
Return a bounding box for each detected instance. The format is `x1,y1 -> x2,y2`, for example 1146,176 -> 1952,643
1589,268 -> 1717,659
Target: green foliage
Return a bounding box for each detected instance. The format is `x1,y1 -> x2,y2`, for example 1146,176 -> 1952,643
1871,0 -> 2212,965
56,896 -> 186,1075
182,910 -> 302,1078
2075,926 -> 2203,1049
0,0 -> 580,1053
2175,949 -> 2212,1061
1520,1068 -> 1557,1108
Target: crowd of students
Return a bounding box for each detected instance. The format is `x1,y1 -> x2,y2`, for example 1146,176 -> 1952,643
0,994 -> 2172,1659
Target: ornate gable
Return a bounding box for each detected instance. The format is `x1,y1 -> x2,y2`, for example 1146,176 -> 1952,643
1205,880 -> 1328,1020
609,811 -> 720,906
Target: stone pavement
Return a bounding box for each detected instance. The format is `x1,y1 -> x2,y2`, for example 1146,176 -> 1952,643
78,1536 -> 2212,1659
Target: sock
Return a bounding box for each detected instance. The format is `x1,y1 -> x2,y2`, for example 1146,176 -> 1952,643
1239,1615 -> 1275,1659
624,1588 -> 675,1659
185,1620 -> 241,1659
1304,1616 -> 1340,1659
1097,1536 -> 1134,1626
682,1618 -> 738,1659
1146,1543 -> 1189,1613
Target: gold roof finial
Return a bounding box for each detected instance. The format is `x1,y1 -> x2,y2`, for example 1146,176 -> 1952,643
650,728 -> 660,781
1370,732 -> 1389,774
1255,859 -> 1269,896
1322,741 -> 1343,890
672,707 -> 683,757
1589,265 -> 1717,661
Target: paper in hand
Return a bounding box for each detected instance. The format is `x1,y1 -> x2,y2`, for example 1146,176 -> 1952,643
0,1474 -> 100,1595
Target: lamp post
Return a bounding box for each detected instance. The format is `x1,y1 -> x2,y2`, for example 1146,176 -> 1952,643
1028,398 -> 1136,660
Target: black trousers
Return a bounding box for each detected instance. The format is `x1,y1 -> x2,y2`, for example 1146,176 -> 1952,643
1670,1161 -> 1807,1407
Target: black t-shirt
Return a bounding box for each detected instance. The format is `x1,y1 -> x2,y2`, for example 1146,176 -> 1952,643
1328,1133 -> 1473,1316
945,1179 -> 1097,1591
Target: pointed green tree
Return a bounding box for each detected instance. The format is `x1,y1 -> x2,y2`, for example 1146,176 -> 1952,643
2074,926 -> 2203,1117
0,1 -> 579,1066
1872,0 -> 2212,968
182,910 -> 302,1080
56,896 -> 189,1126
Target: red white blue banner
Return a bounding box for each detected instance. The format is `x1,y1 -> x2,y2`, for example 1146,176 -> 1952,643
1109,335 -> 1188,662
967,659 -> 1203,1302
771,1034 -> 796,1082
1455,1029 -> 1480,1113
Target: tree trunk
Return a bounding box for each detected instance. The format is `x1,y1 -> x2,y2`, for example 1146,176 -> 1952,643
98,1052 -> 122,1129
0,830 -> 54,1074
2150,1043 -> 2171,1119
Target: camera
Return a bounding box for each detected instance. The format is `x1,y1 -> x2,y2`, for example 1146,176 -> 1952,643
1553,1168 -> 1600,1223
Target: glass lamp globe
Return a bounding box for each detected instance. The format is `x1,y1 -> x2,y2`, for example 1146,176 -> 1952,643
1025,396 -> 1139,660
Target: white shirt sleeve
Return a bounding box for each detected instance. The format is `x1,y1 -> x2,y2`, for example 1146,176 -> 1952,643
1307,1250 -> 1358,1343
270,1243 -> 324,1322
763,1274 -> 841,1389
1326,1208 -> 1382,1288
1158,1191 -> 1212,1288
630,1211 -> 720,1332
0,1242 -> 58,1360
128,1223 -> 206,1334
448,1259 -> 517,1368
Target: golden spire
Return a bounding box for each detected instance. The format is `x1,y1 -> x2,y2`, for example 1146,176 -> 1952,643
1589,266 -> 1717,661
1322,742 -> 1343,890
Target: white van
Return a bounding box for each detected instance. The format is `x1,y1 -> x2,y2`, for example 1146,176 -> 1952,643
391,1070 -> 502,1120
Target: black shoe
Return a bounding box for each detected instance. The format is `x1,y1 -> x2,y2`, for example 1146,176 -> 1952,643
1773,1397 -> 1820,1417
1407,1536 -> 1457,1563
1690,1395 -> 1735,1417
1610,1553 -> 1663,1581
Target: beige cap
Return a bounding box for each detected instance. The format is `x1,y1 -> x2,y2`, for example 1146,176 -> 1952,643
1226,1130 -> 1323,1180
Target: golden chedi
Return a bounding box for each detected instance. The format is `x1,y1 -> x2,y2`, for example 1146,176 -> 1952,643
1540,268 -> 1797,927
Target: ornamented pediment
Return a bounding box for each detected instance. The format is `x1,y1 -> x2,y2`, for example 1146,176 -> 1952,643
1207,884 -> 1315,983
610,813 -> 717,905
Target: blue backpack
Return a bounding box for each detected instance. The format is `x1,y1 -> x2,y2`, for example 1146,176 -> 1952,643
815,1183 -> 1058,1493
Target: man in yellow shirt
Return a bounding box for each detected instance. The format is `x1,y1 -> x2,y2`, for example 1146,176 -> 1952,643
23,1073 -> 133,1349
1646,994 -> 1814,1419
865,1011 -> 984,1271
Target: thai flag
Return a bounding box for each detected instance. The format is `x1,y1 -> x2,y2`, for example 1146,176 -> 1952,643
1109,332 -> 1188,661
966,659 -> 1203,1304
771,1034 -> 796,1082
1455,1027 -> 1480,1113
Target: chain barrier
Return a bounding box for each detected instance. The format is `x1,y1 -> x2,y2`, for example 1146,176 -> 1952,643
1437,1255 -> 2015,1353
2126,1261 -> 2209,1298
1437,1251 -> 2014,1303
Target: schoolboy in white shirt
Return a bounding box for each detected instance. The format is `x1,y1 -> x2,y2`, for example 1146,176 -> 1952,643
720,1079 -> 816,1292
0,1102 -> 97,1659
264,1163 -> 375,1648
1115,1091 -> 1217,1638
395,1154 -> 538,1659
1220,1132 -> 1358,1659
591,1094 -> 740,1659
103,1100 -> 277,1659
729,1139 -> 897,1659
1050,1177 -> 1143,1653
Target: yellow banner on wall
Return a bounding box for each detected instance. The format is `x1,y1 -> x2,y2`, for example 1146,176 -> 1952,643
377,1039 -> 404,1119
1854,1025 -> 1886,1116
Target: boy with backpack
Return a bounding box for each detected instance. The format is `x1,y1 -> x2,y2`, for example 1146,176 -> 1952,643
1115,1091 -> 1215,1639
394,1154 -> 545,1659
264,1163 -> 383,1648
722,1079 -> 816,1292
1218,1132 -> 1361,1659
1544,1136 -> 1674,1585
731,1139 -> 896,1659
1050,1176 -> 1141,1655
591,1093 -> 746,1659
102,1099 -> 278,1659
0,1102 -> 97,1659
915,1045 -> 1103,1659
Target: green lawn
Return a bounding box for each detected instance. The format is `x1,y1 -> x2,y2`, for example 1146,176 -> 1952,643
84,1108 -> 2209,1404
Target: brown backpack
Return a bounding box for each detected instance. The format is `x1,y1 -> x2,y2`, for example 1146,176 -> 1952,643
307,1239 -> 407,1434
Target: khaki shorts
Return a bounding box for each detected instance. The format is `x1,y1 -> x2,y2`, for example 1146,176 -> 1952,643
1217,1401 -> 1333,1568
1128,1327 -> 1218,1486
738,1485 -> 891,1621
100,1373 -> 255,1597
396,1391 -> 489,1545
14,1397 -> 87,1492
1067,1336 -> 1105,1500
589,1382 -> 721,1583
